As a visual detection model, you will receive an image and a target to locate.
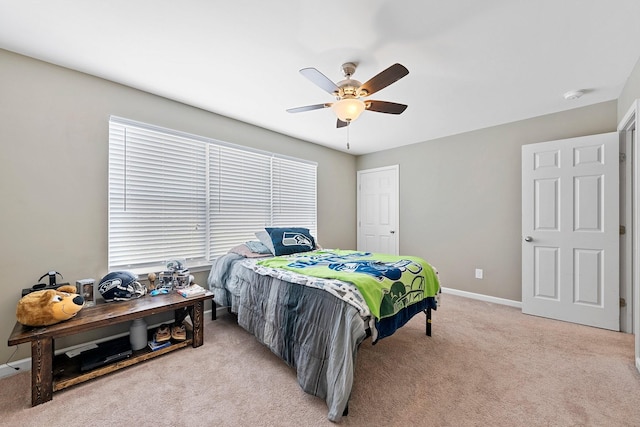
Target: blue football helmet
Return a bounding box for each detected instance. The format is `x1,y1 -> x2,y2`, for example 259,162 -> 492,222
98,271 -> 146,302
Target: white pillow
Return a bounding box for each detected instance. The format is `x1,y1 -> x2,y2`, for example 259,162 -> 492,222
255,230 -> 275,255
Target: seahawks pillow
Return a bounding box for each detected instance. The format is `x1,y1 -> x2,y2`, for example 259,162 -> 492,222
265,227 -> 315,256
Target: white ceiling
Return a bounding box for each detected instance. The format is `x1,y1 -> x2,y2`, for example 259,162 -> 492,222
1,1 -> 640,155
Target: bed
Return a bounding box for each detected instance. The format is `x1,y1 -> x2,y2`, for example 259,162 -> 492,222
207,231 -> 440,422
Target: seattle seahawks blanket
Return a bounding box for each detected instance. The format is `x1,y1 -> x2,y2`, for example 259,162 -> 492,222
257,249 -> 440,321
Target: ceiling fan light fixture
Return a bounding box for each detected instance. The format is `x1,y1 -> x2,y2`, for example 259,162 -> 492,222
332,98 -> 366,122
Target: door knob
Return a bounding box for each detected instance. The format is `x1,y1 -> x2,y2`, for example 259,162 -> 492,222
524,236 -> 533,242
390,230 -> 396,234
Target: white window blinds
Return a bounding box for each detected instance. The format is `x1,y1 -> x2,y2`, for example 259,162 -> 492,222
209,145 -> 272,258
108,116 -> 317,270
272,156 -> 317,232
108,120 -> 208,269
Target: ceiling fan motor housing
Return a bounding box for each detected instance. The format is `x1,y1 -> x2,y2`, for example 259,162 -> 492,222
338,63 -> 367,98
337,79 -> 362,99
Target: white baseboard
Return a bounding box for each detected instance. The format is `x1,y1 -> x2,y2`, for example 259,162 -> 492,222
636,357 -> 640,374
1,308 -> 216,380
441,287 -> 522,309
0,359 -> 30,379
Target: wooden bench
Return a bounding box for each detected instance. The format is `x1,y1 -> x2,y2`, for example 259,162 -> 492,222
7,291 -> 213,406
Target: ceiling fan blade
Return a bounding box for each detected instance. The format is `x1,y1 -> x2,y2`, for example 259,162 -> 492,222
359,63 -> 409,96
365,100 -> 408,115
299,68 -> 339,95
336,119 -> 349,128
286,103 -> 330,113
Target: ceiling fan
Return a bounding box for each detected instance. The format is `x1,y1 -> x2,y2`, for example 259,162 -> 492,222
286,62 -> 409,128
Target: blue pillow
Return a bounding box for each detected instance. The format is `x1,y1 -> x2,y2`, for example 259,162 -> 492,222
265,227 -> 316,256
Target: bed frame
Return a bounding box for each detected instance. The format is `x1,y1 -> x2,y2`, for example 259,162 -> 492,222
213,304 -> 433,335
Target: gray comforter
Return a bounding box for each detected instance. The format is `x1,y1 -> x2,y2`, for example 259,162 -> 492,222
208,253 -> 367,422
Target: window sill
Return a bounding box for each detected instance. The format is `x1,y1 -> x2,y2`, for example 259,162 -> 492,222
120,263 -> 213,280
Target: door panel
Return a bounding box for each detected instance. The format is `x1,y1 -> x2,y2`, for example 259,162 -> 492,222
522,132 -> 619,330
535,178 -> 559,230
573,248 -> 602,305
574,175 -> 603,231
534,246 -> 559,299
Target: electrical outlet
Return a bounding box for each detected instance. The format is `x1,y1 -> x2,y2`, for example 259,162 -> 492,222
475,268 -> 483,279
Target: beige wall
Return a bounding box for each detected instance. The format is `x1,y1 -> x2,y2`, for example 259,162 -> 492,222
356,101 -> 617,302
0,49 -> 356,363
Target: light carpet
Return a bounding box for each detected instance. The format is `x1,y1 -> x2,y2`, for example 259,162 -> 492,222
1,294 -> 638,426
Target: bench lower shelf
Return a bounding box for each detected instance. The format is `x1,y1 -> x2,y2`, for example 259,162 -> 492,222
53,338 -> 192,391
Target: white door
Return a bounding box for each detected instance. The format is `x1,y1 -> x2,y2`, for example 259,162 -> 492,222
522,132 -> 619,330
357,165 -> 399,254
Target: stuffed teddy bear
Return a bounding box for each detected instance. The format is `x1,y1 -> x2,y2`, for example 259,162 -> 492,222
16,285 -> 85,327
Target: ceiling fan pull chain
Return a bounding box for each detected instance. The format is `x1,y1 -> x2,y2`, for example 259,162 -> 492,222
346,123 -> 350,150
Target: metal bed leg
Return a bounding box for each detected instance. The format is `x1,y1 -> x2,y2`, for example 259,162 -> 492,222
343,402 -> 349,417
425,307 -> 432,337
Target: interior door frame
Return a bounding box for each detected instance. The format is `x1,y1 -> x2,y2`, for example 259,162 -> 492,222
618,99 -> 639,373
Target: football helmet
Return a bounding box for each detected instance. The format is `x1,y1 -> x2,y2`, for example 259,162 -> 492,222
98,271 -> 146,302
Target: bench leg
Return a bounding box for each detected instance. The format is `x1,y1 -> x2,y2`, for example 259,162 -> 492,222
31,337 -> 54,406
192,300 -> 205,347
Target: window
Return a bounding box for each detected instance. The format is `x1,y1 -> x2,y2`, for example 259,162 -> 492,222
108,116 -> 317,270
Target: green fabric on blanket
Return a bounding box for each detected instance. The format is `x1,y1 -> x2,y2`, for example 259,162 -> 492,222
257,249 -> 440,320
